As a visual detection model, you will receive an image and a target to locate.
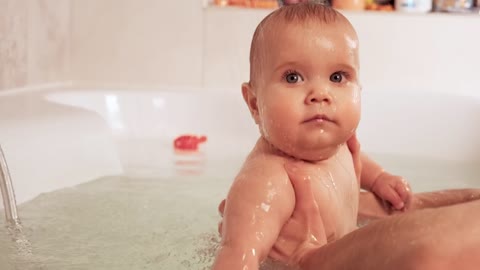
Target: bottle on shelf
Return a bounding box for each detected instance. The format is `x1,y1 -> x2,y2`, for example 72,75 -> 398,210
395,0 -> 433,13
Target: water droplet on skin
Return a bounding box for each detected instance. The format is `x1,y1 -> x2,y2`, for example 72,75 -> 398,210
334,154 -> 357,180
267,189 -> 276,201
313,36 -> 335,51
345,33 -> 359,50
260,202 -> 271,212
352,88 -> 361,104
327,171 -> 337,190
322,181 -> 331,189
250,213 -> 257,225
256,231 -> 264,241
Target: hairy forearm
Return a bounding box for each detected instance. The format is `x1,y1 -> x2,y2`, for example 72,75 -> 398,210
301,200 -> 480,270
358,189 -> 480,225
411,189 -> 480,209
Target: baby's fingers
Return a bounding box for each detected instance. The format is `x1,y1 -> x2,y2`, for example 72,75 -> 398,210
218,199 -> 226,217
394,180 -> 412,209
381,186 -> 405,210
218,220 -> 223,235
217,199 -> 226,235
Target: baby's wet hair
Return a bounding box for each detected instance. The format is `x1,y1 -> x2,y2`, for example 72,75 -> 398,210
248,3 -> 352,86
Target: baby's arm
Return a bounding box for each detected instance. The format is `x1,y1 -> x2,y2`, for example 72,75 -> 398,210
212,160 -> 295,269
361,154 -> 411,202
346,134 -> 390,191
346,134 -> 411,212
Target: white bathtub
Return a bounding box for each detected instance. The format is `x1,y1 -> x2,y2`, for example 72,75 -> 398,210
1,86 -> 479,205
0,86 -> 479,268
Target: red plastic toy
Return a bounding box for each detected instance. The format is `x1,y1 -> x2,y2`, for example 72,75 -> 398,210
173,135 -> 207,151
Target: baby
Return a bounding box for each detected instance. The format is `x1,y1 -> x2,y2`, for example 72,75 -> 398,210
212,3 -> 412,269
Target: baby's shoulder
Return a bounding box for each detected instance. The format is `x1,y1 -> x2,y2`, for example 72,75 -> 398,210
235,153 -> 292,189
244,152 -> 288,173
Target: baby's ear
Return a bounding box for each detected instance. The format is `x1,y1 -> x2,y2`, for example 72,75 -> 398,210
241,82 -> 260,124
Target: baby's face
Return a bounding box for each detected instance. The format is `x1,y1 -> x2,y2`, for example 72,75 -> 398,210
252,20 -> 361,161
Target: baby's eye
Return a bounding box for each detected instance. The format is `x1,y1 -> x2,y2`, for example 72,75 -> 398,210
330,72 -> 345,83
283,71 -> 303,84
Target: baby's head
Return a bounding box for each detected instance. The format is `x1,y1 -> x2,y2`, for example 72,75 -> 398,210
242,3 -> 361,161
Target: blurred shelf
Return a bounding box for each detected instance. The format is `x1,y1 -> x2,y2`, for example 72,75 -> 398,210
204,4 -> 480,18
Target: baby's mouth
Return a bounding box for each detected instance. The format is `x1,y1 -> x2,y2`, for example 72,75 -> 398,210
303,114 -> 334,124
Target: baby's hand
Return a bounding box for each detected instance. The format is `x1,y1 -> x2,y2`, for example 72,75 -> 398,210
371,172 -> 412,211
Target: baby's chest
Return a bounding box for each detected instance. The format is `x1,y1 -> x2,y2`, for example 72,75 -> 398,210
311,162 -> 358,206
311,152 -> 359,236
314,148 -> 358,194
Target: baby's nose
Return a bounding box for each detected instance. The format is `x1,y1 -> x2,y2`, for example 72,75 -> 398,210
306,89 -> 332,105
309,95 -> 330,103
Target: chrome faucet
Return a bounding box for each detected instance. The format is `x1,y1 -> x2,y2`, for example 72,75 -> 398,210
0,144 -> 19,225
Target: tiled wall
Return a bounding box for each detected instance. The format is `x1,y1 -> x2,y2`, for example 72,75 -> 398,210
0,0 -> 71,91
0,0 -> 28,90
27,0 -> 71,85
0,0 -> 204,91
70,0 -> 204,88
1,1 -> 479,94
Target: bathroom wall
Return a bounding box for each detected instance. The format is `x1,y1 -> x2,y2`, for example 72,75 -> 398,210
1,1 -> 479,95
70,0 -> 204,88
0,0 -> 28,90
0,0 -> 71,91
1,0 -> 204,91
204,7 -> 480,96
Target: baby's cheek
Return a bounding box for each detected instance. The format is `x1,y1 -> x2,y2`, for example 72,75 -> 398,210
342,102 -> 361,135
256,101 -> 271,137
351,86 -> 361,105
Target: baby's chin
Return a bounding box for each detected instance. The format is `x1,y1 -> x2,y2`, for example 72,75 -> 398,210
266,138 -> 344,162
259,127 -> 351,161
287,144 -> 343,162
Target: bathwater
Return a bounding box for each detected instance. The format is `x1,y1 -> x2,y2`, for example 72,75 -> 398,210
0,153 -> 478,270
